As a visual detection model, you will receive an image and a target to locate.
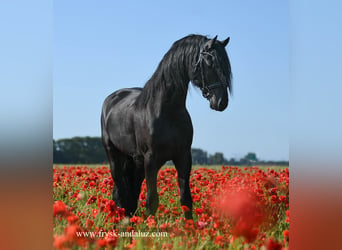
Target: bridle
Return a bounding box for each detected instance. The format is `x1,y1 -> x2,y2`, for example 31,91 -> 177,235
194,48 -> 228,99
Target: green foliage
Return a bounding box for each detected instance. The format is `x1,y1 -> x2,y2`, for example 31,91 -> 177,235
191,148 -> 208,164
53,137 -> 289,166
53,137 -> 107,164
208,152 -> 225,165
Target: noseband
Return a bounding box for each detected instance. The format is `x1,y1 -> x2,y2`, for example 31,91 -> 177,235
194,49 -> 228,99
201,82 -> 228,99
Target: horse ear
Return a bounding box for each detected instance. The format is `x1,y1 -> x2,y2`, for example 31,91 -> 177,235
221,37 -> 230,47
205,35 -> 218,50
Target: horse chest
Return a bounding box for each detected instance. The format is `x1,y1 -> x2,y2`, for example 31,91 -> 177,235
135,112 -> 193,154
151,116 -> 193,148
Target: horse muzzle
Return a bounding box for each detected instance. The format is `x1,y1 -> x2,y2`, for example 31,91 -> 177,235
202,82 -> 229,111
210,96 -> 228,111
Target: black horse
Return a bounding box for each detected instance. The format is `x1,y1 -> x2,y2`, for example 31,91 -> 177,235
101,34 -> 232,219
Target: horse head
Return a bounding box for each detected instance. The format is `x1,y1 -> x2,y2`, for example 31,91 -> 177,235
192,35 -> 232,111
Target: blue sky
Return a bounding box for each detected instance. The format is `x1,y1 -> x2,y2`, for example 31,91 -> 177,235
53,1 -> 289,161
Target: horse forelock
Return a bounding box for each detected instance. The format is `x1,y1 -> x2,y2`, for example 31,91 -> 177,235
215,46 -> 233,95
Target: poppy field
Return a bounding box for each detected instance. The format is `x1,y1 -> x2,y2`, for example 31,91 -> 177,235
53,165 -> 289,249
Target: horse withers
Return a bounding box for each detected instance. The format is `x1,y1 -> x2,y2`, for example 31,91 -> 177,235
101,34 -> 232,219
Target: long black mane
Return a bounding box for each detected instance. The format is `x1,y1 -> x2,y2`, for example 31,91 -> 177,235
135,34 -> 232,107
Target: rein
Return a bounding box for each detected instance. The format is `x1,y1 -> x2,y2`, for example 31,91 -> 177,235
194,48 -> 228,99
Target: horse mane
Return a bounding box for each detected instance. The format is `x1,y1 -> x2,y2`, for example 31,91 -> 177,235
135,35 -> 206,107
135,34 -> 232,107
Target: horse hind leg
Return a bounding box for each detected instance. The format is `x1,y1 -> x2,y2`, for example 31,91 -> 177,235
104,142 -> 144,216
109,148 -> 135,215
121,155 -> 148,217
101,134 -> 127,209
120,155 -> 146,217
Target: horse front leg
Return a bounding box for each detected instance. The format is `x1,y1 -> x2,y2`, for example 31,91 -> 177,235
144,154 -> 159,216
174,150 -> 193,220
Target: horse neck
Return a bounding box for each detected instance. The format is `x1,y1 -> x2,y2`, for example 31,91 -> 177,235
137,36 -> 208,114
140,53 -> 196,114
146,74 -> 190,115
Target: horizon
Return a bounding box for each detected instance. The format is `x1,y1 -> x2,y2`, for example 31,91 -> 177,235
53,136 -> 287,162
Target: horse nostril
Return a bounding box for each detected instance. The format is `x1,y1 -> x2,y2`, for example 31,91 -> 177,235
218,98 -> 228,111
217,99 -> 222,109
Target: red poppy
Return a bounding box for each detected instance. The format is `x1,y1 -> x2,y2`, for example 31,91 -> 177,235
53,200 -> 69,217
126,239 -> 137,249
96,239 -> 107,248
194,208 -> 204,216
270,195 -> 279,204
67,215 -> 79,225
92,208 -> 98,218
146,216 -> 157,229
214,235 -> 225,247
130,215 -> 143,225
162,242 -> 173,250
283,229 -> 289,241
181,205 -> 190,212
86,195 -> 96,205
53,234 -> 67,249
85,218 -> 94,228
266,238 -> 282,250
279,195 -> 287,203
104,232 -> 118,247
285,209 -> 289,223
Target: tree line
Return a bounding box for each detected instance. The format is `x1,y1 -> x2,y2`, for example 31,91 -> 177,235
53,137 -> 288,165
